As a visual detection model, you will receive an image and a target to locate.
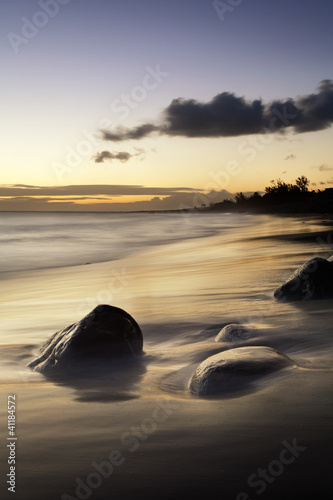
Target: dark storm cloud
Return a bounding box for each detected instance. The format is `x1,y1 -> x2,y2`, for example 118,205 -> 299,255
101,80 -> 333,142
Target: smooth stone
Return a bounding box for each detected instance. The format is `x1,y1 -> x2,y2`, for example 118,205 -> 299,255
274,257 -> 333,301
28,304 -> 143,374
215,324 -> 252,342
189,346 -> 294,396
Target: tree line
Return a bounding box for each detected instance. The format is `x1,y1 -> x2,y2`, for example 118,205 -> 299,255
208,176 -> 333,213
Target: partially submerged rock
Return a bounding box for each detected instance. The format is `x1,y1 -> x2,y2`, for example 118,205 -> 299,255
28,305 -> 143,374
215,324 -> 252,342
189,346 -> 294,396
274,257 -> 333,301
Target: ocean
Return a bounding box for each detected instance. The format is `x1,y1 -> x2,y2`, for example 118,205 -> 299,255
0,211 -> 332,500
0,211 -> 251,273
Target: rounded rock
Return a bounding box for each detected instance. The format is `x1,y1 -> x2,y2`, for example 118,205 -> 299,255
189,346 -> 294,396
28,304 -> 143,373
274,257 -> 333,301
215,324 -> 252,342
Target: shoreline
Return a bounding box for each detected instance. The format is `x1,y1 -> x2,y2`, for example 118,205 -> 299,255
1,205 -> 332,216
0,212 -> 332,500
1,212 -> 332,276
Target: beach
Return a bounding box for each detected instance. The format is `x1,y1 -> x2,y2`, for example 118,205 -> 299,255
1,211 -> 333,500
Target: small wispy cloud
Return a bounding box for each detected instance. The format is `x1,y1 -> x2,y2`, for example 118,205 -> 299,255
311,164 -> 333,171
93,149 -> 145,163
316,179 -> 333,186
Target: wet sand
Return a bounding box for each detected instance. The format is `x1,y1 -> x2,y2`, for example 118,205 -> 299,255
0,214 -> 332,500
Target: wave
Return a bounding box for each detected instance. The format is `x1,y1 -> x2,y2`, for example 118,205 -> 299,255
0,211 -> 247,273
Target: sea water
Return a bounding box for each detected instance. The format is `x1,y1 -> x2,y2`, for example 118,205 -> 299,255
0,211 -> 254,273
0,211 -> 332,500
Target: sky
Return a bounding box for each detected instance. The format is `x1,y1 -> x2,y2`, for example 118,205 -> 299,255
1,0 -> 333,211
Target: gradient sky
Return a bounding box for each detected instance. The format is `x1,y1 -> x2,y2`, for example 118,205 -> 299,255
1,0 -> 333,211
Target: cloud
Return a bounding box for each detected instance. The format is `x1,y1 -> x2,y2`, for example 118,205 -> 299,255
292,80 -> 333,133
102,124 -> 159,142
311,164 -> 333,171
162,93 -> 264,138
100,80 -> 333,142
93,148 -> 145,163
0,184 -> 241,212
0,184 -> 200,197
284,154 -> 296,160
12,184 -> 40,188
94,151 -> 131,163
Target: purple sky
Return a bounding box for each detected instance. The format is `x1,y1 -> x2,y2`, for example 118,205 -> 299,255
1,0 -> 333,210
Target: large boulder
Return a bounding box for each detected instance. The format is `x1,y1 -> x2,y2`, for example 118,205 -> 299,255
274,256 -> 333,301
189,346 -> 294,396
28,305 -> 143,374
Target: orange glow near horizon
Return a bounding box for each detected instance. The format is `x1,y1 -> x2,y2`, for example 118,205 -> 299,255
68,195 -> 157,205
0,195 -> 165,205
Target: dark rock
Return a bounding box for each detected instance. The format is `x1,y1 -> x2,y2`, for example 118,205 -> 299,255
28,305 -> 143,373
215,324 -> 252,342
189,346 -> 294,396
274,257 -> 333,301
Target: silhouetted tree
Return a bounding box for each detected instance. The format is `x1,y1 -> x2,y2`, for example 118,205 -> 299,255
235,192 -> 248,204
295,175 -> 309,193
208,176 -> 333,213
